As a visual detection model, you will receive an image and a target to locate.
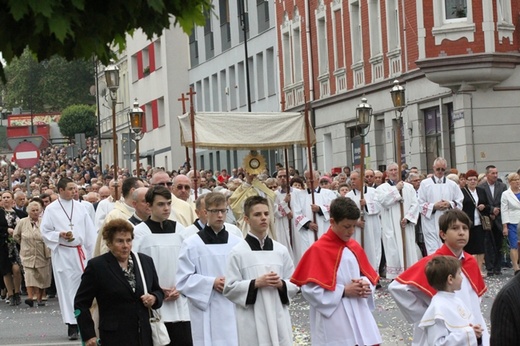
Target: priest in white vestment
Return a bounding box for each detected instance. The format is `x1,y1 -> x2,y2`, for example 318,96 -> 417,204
292,171 -> 336,262
346,171 -> 382,271
224,196 -> 298,346
176,192 -> 242,346
418,157 -> 464,255
375,163 -> 420,279
40,178 -> 97,340
273,169 -> 295,261
291,197 -> 382,346
133,185 -> 192,345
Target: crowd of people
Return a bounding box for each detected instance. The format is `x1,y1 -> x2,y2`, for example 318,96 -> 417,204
2,137 -> 520,345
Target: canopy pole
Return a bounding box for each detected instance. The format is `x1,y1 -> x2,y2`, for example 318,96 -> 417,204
178,93 -> 191,172
304,101 -> 318,242
187,88 -> 198,200
284,147 -> 293,247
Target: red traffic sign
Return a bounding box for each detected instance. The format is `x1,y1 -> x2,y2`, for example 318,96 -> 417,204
14,141 -> 40,169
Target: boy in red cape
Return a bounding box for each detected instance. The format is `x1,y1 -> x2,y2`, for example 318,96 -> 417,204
388,209 -> 489,345
291,197 -> 382,346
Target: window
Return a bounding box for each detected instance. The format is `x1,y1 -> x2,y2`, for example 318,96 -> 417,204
443,0 -> 467,22
266,48 -> 276,96
424,107 -> 442,167
189,28 -> 199,67
204,12 -> 214,60
158,98 -> 165,127
257,0 -> 270,33
220,0 -> 231,51
432,0 -> 474,44
212,73 -> 218,111
497,0 -> 514,44
229,65 -> 237,110
317,12 -> 328,76
154,39 -> 162,69
256,52 -> 265,100
292,11 -> 303,83
349,1 -> 362,64
220,69 -> 227,111
447,103 -> 456,168
282,27 -> 292,85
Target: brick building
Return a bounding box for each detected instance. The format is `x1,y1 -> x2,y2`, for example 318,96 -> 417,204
276,0 -> 520,176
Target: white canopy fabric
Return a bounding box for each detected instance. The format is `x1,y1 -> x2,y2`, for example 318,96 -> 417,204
178,112 -> 315,149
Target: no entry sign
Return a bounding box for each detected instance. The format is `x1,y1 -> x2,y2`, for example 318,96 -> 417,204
14,141 -> 40,168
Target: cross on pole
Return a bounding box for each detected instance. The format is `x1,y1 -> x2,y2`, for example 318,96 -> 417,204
178,93 -> 191,171
187,87 -> 199,199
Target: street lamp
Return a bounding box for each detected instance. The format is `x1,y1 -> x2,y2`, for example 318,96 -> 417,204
104,62 -> 120,200
128,99 -> 144,177
390,79 -> 407,269
390,79 -> 406,177
356,97 -> 372,249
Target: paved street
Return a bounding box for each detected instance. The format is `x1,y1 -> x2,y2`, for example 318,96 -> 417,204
0,268 -> 513,345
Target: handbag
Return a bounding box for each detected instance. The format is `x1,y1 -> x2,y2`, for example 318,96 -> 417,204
465,187 -> 492,231
133,252 -> 171,346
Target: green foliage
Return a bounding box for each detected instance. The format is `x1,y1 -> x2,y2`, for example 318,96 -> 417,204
58,104 -> 97,138
0,0 -> 213,82
1,48 -> 94,113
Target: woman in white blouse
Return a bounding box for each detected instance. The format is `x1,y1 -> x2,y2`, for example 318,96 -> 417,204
501,172 -> 520,275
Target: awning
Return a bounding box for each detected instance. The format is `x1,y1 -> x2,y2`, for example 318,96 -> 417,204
178,111 -> 315,150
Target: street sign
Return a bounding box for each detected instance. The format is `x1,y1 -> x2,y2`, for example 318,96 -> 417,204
13,141 -> 40,168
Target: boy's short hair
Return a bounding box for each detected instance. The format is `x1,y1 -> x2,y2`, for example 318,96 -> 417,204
330,197 -> 360,223
438,209 -> 471,233
145,185 -> 171,205
204,192 -> 226,208
243,196 -> 268,217
425,255 -> 461,291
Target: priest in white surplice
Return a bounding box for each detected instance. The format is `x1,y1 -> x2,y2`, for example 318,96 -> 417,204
292,171 -> 336,262
40,177 -> 97,340
224,196 -> 298,346
346,171 -> 382,272
133,185 -> 192,346
418,157 -> 464,255
273,169 -> 295,261
375,163 -> 420,279
176,192 -> 242,346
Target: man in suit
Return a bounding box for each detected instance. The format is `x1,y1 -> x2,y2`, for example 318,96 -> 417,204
481,165 -> 507,276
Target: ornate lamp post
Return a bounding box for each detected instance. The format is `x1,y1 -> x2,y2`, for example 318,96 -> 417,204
128,99 -> 144,177
104,62 -> 120,200
390,79 -> 407,267
356,97 -> 372,248
390,80 -> 406,179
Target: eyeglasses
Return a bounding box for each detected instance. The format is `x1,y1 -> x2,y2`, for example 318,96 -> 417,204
154,182 -> 173,187
206,209 -> 227,214
435,167 -> 446,172
268,185 -> 278,190
277,175 -> 287,178
176,185 -> 191,190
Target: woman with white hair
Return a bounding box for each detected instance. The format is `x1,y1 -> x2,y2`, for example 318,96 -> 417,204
13,201 -> 51,306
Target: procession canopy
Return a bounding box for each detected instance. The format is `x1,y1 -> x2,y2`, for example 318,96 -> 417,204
178,112 -> 315,149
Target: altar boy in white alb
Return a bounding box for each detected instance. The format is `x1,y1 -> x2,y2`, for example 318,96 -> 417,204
224,196 -> 298,346
176,192 -> 242,346
132,185 -> 191,346
40,177 -> 97,340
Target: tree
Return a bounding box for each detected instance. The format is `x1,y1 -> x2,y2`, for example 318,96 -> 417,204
0,0 -> 213,82
58,104 -> 97,138
1,48 -> 94,113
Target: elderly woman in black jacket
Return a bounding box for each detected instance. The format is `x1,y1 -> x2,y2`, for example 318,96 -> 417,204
74,219 -> 164,346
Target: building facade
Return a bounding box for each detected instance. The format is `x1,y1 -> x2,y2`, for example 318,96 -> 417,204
276,0 -> 520,177
188,0 -> 284,173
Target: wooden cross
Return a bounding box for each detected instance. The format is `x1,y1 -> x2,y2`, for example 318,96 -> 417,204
187,87 -> 197,111
178,93 -> 189,114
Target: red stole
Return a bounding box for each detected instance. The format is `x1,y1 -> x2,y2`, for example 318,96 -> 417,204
291,228 -> 379,290
395,244 -> 487,297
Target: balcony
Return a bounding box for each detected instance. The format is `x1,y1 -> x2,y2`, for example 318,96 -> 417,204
416,53 -> 520,91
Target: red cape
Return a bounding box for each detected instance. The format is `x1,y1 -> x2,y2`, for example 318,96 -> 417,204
395,244 -> 487,297
291,228 -> 379,290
